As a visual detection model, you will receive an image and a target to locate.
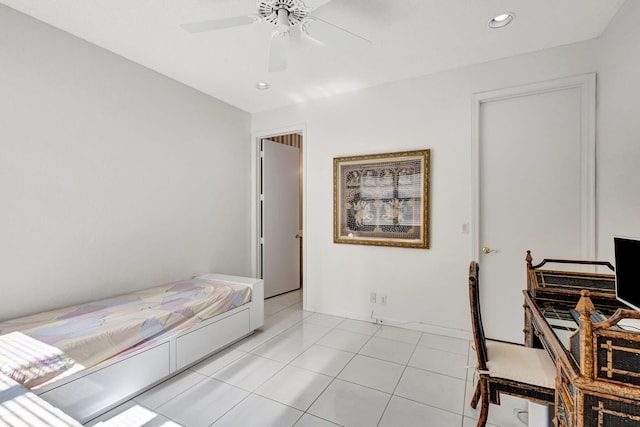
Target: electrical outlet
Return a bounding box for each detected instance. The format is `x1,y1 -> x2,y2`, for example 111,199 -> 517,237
380,294 -> 388,305
370,292 -> 377,303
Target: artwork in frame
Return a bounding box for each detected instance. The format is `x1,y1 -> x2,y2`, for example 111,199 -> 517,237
333,149 -> 430,249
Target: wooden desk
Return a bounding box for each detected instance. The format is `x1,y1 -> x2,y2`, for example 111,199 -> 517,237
523,253 -> 640,427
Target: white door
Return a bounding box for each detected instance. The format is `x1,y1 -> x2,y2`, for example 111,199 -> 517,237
261,139 -> 301,298
474,75 -> 595,343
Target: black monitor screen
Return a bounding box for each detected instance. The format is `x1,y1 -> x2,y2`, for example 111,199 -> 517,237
615,236 -> 640,311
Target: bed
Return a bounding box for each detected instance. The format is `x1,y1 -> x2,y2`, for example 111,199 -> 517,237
0,273 -> 264,424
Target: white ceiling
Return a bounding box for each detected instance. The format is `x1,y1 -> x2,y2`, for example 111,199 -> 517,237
1,0 -> 626,113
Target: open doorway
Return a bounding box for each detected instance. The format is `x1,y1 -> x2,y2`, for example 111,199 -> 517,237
258,132 -> 303,298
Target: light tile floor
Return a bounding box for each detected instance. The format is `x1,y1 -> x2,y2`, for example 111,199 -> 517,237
87,290 -> 534,427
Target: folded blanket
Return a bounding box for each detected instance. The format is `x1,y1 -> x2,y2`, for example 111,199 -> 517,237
0,332 -> 76,389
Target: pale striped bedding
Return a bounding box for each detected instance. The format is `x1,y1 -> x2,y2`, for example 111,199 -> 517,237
0,278 -> 251,387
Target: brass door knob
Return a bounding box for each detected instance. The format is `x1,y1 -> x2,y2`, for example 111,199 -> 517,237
482,247 -> 498,254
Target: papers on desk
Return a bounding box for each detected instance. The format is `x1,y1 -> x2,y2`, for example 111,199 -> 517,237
618,318 -> 640,332
546,318 -> 578,330
553,328 -> 575,350
542,314 -> 577,350
547,316 -> 639,350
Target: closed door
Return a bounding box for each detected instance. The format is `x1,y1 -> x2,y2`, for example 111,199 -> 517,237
475,75 -> 595,343
261,139 -> 301,298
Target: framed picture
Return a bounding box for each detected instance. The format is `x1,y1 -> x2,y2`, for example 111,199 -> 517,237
334,149 -> 430,249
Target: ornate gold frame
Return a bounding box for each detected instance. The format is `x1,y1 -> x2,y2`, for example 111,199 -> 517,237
333,149 -> 430,249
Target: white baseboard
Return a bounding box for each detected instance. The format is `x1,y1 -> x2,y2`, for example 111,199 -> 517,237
369,314 -> 472,341
304,305 -> 472,341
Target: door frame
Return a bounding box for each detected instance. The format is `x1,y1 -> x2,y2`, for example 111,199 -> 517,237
470,73 -> 596,261
251,124 -> 306,299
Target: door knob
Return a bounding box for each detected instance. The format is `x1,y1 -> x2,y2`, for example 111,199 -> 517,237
482,247 -> 498,254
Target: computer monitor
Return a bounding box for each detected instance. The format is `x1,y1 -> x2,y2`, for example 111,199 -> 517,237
614,236 -> 640,311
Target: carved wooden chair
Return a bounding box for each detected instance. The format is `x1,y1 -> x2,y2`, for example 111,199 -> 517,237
468,261 -> 556,427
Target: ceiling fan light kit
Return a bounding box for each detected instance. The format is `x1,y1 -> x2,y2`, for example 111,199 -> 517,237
181,0 -> 370,73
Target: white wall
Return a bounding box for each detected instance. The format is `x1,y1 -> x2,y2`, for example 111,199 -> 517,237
0,6 -> 252,321
596,0 -> 640,260
2,1 -> 636,336
253,42 -> 600,337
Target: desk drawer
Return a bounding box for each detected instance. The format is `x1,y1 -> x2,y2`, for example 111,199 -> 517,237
583,394 -> 640,427
595,332 -> 640,387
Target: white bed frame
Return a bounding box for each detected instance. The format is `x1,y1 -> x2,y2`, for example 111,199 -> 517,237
33,273 -> 264,424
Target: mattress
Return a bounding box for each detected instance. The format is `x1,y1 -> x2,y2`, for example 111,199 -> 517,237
0,278 -> 251,387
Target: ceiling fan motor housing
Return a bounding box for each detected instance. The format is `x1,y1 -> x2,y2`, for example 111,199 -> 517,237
258,0 -> 308,27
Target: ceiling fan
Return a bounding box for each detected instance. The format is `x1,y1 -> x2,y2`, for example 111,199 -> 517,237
181,0 -> 370,72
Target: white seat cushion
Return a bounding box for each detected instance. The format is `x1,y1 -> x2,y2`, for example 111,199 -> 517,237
485,340 -> 556,389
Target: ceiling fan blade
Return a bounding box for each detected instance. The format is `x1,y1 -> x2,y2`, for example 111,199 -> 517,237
302,0 -> 333,10
180,15 -> 259,33
302,17 -> 370,52
268,30 -> 289,72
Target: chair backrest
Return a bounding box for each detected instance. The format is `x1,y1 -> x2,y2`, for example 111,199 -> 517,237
469,261 -> 489,372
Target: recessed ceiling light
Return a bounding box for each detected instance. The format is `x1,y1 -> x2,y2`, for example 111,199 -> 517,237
488,12 -> 515,29
255,82 -> 270,90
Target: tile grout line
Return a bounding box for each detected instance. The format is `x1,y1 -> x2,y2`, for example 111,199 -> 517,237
221,311 -> 352,426
112,291 -> 478,427
205,300 -> 308,425
204,353 -> 292,426
295,318 -> 365,426
374,335 -> 420,427
137,369 -> 210,413
262,314 -> 355,426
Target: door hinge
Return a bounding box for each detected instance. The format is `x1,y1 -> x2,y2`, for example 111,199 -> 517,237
260,237 -> 265,245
